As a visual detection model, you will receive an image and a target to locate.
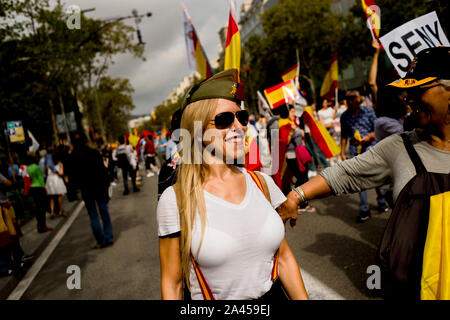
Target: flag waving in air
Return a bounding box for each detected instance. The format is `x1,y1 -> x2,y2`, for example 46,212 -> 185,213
264,80 -> 300,110
281,64 -> 298,83
361,0 -> 381,43
224,0 -> 241,76
320,52 -> 338,100
183,6 -> 214,79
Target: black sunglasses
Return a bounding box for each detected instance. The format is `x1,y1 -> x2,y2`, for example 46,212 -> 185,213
209,110 -> 249,129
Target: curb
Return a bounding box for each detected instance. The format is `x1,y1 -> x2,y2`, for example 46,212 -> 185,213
0,199 -> 83,299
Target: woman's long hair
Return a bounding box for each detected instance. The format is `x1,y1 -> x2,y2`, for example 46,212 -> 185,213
173,99 -> 218,289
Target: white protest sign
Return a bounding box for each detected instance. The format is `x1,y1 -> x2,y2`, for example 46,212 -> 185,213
379,11 -> 449,77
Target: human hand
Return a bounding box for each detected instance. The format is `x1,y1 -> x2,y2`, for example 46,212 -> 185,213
372,39 -> 380,52
277,192 -> 300,229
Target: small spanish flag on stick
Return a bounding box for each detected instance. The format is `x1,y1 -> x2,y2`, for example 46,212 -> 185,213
361,0 -> 382,45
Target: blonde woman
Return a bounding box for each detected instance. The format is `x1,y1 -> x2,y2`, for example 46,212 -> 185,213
157,69 -> 308,300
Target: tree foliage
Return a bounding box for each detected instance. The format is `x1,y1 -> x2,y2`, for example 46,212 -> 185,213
0,0 -> 145,146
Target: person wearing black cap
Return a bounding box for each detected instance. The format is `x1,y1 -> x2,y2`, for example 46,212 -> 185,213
282,46 -> 450,300
157,69 -> 308,300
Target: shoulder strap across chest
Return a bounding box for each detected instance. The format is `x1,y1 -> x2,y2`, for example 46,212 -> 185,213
401,133 -> 427,175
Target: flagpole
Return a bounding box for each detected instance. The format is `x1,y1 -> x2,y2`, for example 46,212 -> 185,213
335,87 -> 338,109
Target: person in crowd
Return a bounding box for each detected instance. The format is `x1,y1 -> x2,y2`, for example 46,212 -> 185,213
155,131 -> 168,167
285,105 -> 315,213
69,132 -> 114,249
0,172 -> 32,277
113,136 -> 139,195
368,38 -> 410,142
38,149 -> 48,181
267,104 -> 296,189
300,109 -> 329,176
26,153 -> 53,233
158,69 -> 308,300
318,98 -> 336,137
284,46 -> 450,299
158,109 -> 182,199
340,89 -> 388,222
45,153 -> 67,218
165,131 -> 178,162
144,135 -> 159,177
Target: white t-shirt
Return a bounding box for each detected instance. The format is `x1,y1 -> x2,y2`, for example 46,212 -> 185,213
157,167 -> 286,300
318,107 -> 335,125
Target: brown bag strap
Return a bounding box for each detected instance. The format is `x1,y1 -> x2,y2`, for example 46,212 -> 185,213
252,171 -> 272,204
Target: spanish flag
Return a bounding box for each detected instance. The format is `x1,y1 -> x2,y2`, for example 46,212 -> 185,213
224,0 -> 241,76
361,0 -> 381,42
302,106 -> 340,158
320,52 -> 338,100
264,80 -> 299,110
245,126 -> 262,171
183,6 -> 214,79
281,63 -> 298,83
271,118 -> 294,188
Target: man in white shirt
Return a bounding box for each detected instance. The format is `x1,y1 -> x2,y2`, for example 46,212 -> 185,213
112,136 -> 139,195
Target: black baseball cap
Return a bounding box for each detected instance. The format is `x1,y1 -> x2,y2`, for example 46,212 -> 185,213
388,46 -> 450,89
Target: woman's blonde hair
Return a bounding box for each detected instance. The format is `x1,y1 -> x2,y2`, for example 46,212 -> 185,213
173,98 -> 219,289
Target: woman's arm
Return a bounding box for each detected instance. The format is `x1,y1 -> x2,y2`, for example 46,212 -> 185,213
278,238 -> 308,300
159,236 -> 183,300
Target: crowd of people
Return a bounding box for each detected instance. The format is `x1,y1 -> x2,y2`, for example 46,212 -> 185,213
0,128 -> 173,276
1,44 -> 448,301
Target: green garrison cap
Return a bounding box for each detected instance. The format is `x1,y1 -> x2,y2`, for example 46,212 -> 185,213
181,68 -> 245,112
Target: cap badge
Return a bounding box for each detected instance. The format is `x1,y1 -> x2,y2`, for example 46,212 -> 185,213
407,58 -> 418,73
405,79 -> 416,86
230,83 -> 237,96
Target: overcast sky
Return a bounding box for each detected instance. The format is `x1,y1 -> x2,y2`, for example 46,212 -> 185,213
64,0 -> 245,115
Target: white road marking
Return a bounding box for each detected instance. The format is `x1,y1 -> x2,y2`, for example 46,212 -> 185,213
7,201 -> 85,300
301,270 -> 346,300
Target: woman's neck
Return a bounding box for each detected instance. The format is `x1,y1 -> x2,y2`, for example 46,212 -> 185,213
203,163 -> 236,181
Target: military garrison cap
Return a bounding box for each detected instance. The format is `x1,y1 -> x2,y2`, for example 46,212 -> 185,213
181,68 -> 245,112
388,46 -> 450,89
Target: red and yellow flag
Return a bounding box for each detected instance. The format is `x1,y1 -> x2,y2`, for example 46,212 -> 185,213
361,0 -> 381,41
264,80 -> 299,110
302,107 -> 340,158
183,6 -> 214,79
224,0 -> 241,76
320,52 -> 338,100
281,63 -> 298,83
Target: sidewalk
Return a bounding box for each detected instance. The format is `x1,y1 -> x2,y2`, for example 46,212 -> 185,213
0,195 -> 82,299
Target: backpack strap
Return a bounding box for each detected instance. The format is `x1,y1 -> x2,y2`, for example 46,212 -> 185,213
248,170 -> 271,204
190,252 -> 215,300
401,133 -> 426,174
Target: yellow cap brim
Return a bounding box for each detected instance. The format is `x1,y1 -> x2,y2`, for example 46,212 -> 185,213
387,77 -> 437,89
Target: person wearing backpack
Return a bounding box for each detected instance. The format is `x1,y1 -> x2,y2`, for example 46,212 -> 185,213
284,47 -> 450,300
157,69 -> 308,300
113,136 -> 140,195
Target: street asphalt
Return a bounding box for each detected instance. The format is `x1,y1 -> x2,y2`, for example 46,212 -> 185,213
10,169 -> 389,300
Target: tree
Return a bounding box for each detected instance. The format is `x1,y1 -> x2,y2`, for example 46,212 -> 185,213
0,0 -> 145,146
79,76 -> 135,142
